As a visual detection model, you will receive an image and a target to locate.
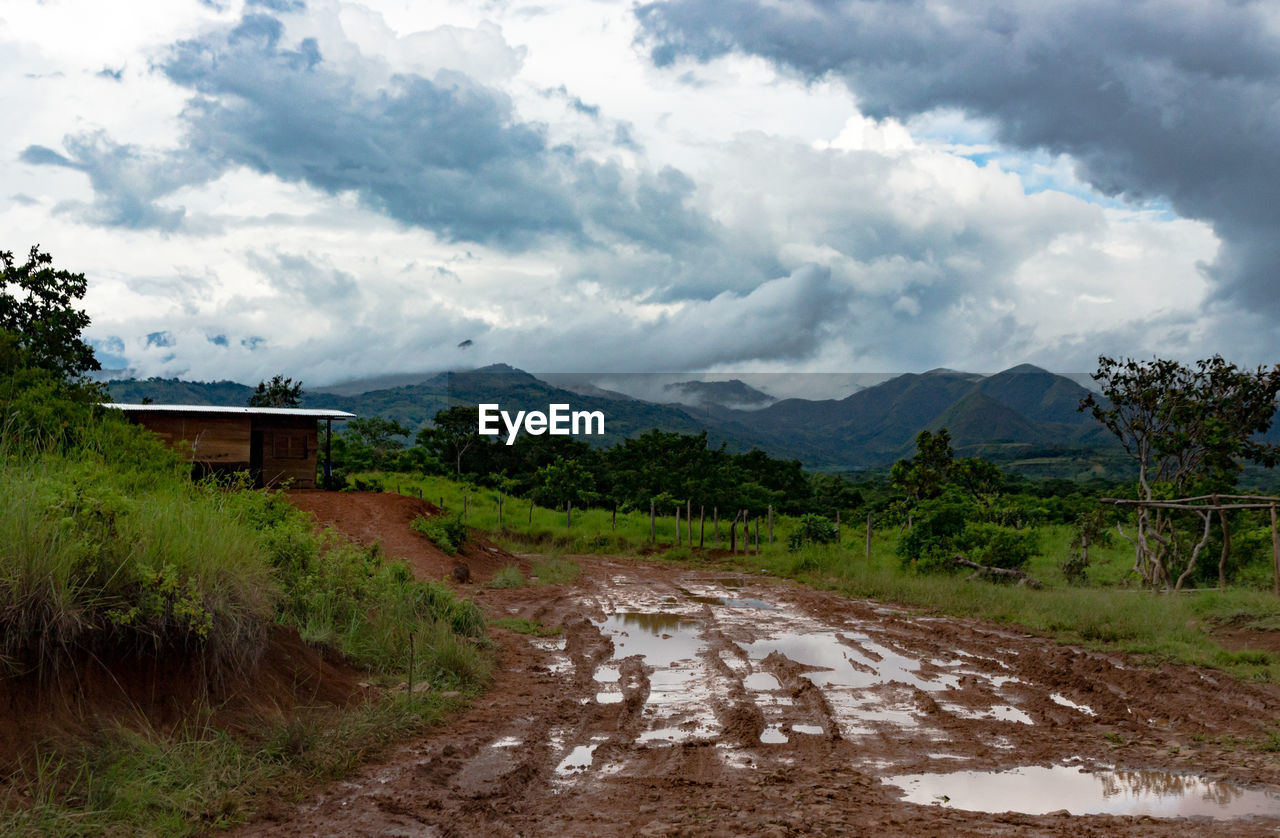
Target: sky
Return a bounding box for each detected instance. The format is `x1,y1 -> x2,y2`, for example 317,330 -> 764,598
4,0 -> 1278,386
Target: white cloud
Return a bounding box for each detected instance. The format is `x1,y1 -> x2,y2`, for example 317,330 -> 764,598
0,0 -> 1249,385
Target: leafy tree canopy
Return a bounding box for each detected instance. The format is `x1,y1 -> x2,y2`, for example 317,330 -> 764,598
0,245 -> 100,379
248,375 -> 303,408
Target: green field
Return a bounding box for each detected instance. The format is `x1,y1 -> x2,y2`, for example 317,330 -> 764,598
373,471 -> 1280,683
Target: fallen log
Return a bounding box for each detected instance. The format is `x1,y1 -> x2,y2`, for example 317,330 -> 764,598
953,555 -> 1042,589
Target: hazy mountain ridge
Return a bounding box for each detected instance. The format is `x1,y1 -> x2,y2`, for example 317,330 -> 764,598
105,363 -> 1131,473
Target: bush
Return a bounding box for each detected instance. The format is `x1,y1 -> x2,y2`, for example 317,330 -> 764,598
896,497 -> 1037,574
787,514 -> 839,552
410,514 -> 468,556
489,565 -> 527,589
897,498 -> 970,572
0,451 -> 276,680
955,522 -> 1038,570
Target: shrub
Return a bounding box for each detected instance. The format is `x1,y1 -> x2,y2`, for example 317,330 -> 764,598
787,514 -> 839,552
955,522 -> 1038,570
897,498 -> 970,572
489,566 -> 527,589
410,514 -> 468,556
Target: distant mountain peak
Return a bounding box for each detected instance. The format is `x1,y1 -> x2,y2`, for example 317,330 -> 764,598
663,378 -> 776,410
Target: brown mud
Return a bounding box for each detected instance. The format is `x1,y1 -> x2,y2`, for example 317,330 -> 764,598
288,489 -> 523,583
237,527 -> 1280,838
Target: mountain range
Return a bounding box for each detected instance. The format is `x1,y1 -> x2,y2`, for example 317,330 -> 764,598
107,363 -> 1133,476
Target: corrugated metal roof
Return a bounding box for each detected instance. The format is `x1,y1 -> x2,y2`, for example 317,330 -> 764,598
103,403 -> 356,419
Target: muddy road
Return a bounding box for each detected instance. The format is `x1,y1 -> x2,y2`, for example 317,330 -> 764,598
243,556 -> 1280,836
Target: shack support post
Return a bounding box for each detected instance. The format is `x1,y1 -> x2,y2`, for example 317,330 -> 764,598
324,417 -> 333,490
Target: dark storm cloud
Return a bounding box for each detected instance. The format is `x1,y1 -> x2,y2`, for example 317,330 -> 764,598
636,0 -> 1280,314
20,132 -> 212,230
20,12 -> 719,258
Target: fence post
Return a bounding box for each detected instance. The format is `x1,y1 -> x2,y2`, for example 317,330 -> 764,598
650,499 -> 656,542
699,505 -> 705,548
754,516 -> 759,554
768,505 -> 774,544
713,507 -> 719,546
687,499 -> 693,545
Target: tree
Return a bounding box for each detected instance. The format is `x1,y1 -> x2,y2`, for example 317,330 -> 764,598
417,406 -> 483,475
533,456 -> 596,511
1080,355 -> 1280,589
343,416 -> 410,471
0,245 -> 100,379
248,375 -> 303,407
890,429 -> 955,522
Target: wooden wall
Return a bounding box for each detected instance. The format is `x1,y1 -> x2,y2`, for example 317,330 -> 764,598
254,415 -> 320,489
126,412 -> 320,489
132,413 -> 251,467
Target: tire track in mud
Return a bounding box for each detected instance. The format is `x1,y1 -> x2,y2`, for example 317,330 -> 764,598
240,557 -> 1280,837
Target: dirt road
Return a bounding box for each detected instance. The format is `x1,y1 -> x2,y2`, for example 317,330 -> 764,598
241,549 -> 1280,837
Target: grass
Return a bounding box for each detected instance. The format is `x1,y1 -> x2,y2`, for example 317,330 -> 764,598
371,472 -> 1280,683
489,566 -> 527,589
491,617 -> 560,636
531,556 -> 580,585
0,417 -> 492,832
0,690 -> 471,837
0,448 -> 276,680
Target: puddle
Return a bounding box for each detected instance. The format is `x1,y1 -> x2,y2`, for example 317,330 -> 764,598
677,587 -> 725,605
760,726 -> 788,744
744,672 -> 781,691
886,765 -> 1280,819
638,725 -> 715,744
725,598 -> 774,610
555,744 -> 598,775
740,631 -> 959,692
1050,693 -> 1097,716
600,613 -> 702,668
596,692 -> 623,704
490,736 -> 523,748
792,724 -> 823,735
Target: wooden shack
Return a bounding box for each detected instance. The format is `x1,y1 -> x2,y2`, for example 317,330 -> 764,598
105,404 -> 355,489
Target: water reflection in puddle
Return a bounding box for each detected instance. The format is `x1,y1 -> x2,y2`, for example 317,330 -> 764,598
1049,693 -> 1097,716
760,726 -> 788,744
600,613 -> 701,668
744,672 -> 781,691
887,766 -> 1280,819
555,744 -> 598,775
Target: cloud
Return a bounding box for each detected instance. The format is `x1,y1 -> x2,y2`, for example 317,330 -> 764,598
20,9 -> 717,258
636,0 -> 1280,316
20,131 -> 211,230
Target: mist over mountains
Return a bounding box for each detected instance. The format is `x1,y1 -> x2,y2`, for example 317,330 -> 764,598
107,363 -> 1130,475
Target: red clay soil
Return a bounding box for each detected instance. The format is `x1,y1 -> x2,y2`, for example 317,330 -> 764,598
0,625 -> 365,773
236,548 -> 1280,837
287,490 -> 524,584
